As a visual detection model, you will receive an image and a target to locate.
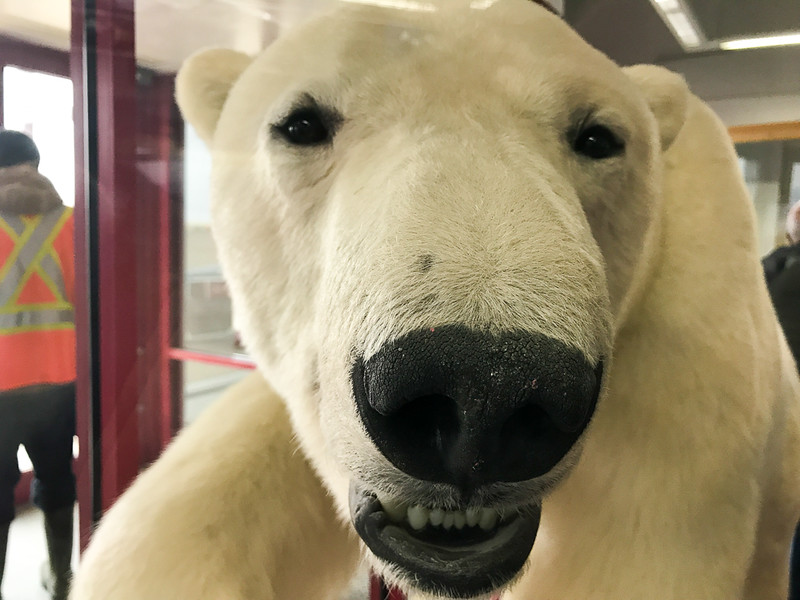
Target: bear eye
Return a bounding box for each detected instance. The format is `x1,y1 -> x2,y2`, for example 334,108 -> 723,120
573,124 -> 624,160
274,107 -> 331,146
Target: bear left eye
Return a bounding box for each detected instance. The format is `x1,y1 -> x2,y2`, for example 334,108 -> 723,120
573,125 -> 624,160
275,108 -> 331,146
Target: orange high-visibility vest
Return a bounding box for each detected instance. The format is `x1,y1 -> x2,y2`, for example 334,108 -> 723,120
0,206 -> 76,391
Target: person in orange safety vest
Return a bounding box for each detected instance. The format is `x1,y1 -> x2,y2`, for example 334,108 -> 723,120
0,130 -> 75,600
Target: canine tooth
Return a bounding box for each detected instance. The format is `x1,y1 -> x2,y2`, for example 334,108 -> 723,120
429,508 -> 445,526
407,505 -> 429,530
453,511 -> 466,529
479,508 -> 498,531
443,512 -> 455,530
381,497 -> 408,522
465,508 -> 480,527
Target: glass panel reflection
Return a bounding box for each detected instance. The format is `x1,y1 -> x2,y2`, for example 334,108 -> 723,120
182,124 -> 242,356
737,139 -> 800,255
182,361 -> 249,426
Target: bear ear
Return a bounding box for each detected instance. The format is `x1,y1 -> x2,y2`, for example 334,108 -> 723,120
175,48 -> 254,146
623,65 -> 689,151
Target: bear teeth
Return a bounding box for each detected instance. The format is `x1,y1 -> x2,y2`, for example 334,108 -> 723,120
376,494 -> 499,532
381,497 -> 408,522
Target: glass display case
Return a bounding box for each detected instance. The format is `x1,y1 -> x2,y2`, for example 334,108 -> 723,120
0,1 -> 798,598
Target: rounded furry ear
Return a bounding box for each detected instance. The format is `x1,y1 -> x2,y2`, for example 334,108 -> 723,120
175,48 -> 253,146
623,65 -> 689,151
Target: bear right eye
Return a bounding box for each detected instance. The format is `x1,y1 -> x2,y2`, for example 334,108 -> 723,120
572,124 -> 625,160
274,108 -> 331,146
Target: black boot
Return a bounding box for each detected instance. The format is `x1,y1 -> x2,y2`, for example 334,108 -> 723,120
42,505 -> 73,600
0,522 -> 8,600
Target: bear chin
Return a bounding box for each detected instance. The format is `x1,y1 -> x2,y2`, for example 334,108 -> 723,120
350,482 -> 541,598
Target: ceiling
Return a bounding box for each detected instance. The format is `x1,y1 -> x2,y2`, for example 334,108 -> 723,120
567,0 -> 800,61
0,0 -> 799,116
687,0 -> 800,41
566,0 -> 681,65
566,0 -> 800,106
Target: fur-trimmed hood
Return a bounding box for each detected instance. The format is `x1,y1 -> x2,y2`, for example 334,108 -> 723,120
0,164 -> 63,215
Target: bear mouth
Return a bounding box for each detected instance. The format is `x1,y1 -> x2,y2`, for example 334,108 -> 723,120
349,483 -> 540,598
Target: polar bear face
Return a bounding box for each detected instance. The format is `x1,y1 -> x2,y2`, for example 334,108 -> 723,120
177,1 -> 687,597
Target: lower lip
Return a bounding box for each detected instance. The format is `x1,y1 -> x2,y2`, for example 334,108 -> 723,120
350,484 -> 541,598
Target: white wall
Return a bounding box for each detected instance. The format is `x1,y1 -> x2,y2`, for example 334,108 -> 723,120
2,66 -> 75,206
183,123 -> 212,226
707,95 -> 800,128
738,142 -> 787,255
659,46 -> 800,127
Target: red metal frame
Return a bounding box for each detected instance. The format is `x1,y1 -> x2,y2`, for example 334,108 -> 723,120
136,71 -> 184,464
71,0 -> 145,546
71,0 -> 188,545
0,35 -> 70,76
70,0 -> 92,549
88,0 -> 140,512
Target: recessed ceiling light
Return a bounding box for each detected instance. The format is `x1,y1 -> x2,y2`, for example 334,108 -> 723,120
665,11 -> 701,47
653,0 -> 681,12
648,0 -> 705,50
720,32 -> 800,50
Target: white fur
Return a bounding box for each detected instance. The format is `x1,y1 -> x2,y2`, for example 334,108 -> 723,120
71,1 -> 800,599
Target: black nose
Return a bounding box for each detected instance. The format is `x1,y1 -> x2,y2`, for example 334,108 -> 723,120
352,325 -> 602,491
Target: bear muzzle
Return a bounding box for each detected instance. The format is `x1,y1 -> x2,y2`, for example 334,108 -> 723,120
349,324 -> 603,597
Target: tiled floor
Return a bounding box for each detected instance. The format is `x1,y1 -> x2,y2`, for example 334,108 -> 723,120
3,504 -> 78,600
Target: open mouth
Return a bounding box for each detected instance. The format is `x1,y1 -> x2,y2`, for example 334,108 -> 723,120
349,483 -> 540,599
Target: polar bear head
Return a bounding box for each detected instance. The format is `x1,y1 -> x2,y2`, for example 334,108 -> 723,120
176,1 -> 688,597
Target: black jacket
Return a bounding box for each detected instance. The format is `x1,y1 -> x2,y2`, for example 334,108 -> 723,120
763,243 -> 800,368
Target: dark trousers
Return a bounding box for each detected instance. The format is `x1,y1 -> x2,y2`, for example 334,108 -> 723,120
0,383 -> 76,525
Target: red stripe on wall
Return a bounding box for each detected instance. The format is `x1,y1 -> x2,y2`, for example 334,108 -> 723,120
168,347 -> 256,370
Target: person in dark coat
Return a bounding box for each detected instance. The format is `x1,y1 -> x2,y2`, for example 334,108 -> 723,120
763,200 -> 800,600
763,201 -> 800,367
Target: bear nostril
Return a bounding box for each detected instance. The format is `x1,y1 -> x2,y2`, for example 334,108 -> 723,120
380,394 -> 460,456
502,403 -> 554,445
498,404 -> 564,478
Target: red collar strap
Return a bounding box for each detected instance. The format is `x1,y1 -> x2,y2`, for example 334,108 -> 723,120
369,574 -> 501,600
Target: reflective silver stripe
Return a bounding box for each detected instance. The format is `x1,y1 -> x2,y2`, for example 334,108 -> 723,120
3,216 -> 26,236
38,252 -> 66,299
0,308 -> 74,331
0,208 -> 69,306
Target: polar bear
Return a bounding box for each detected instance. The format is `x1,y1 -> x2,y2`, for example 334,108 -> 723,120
70,1 -> 800,599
